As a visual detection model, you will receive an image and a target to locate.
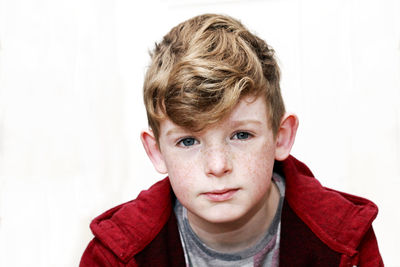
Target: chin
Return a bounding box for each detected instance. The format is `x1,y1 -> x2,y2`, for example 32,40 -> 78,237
201,207 -> 245,225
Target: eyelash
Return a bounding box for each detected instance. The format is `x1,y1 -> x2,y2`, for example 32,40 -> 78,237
177,137 -> 198,147
231,131 -> 254,140
176,131 -> 253,147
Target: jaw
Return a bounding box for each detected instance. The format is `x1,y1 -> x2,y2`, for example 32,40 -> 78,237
185,181 -> 280,252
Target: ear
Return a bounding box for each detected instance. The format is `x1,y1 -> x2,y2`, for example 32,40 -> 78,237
140,129 -> 168,174
275,113 -> 299,161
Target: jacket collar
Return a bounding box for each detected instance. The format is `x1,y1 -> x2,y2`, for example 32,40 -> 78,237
278,155 -> 378,256
90,178 -> 173,262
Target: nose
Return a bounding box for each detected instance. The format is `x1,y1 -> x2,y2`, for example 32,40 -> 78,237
203,145 -> 232,177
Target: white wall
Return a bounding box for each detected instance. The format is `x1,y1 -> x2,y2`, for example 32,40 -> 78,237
0,0 -> 399,266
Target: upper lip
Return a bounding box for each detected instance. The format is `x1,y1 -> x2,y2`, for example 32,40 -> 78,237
204,188 -> 238,194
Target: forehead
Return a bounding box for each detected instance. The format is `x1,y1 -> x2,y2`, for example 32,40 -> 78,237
228,95 -> 268,122
159,96 -> 269,136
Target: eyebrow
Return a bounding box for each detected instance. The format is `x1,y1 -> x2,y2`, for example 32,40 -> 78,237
164,119 -> 263,137
165,127 -> 190,137
229,119 -> 263,127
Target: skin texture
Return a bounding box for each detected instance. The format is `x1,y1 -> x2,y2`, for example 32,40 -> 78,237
141,96 -> 298,252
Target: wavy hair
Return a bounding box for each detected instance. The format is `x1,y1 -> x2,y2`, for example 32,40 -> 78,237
143,14 -> 285,140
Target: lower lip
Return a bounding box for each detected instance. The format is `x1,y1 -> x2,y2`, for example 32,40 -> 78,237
203,189 -> 239,202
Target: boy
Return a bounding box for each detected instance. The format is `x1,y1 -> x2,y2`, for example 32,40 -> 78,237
80,14 -> 383,266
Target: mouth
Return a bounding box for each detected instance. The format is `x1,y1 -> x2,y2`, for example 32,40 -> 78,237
202,188 -> 239,202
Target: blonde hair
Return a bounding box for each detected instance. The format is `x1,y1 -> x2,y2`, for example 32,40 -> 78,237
143,14 -> 285,140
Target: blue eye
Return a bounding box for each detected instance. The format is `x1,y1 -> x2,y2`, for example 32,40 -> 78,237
178,137 -> 197,147
233,132 -> 251,140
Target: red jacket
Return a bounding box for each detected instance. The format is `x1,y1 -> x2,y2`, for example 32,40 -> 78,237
80,156 -> 383,266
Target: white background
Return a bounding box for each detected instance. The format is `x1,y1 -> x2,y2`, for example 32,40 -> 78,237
0,0 -> 399,266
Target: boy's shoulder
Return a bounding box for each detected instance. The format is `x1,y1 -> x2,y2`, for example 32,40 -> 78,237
84,178 -> 176,264
280,155 -> 378,254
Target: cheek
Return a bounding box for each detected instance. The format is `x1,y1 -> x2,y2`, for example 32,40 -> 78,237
243,142 -> 275,188
165,154 -> 198,201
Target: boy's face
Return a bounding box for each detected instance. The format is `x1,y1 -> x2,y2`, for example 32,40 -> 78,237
154,96 -> 282,226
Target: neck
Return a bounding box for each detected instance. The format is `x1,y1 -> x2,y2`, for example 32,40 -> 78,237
187,182 -> 280,253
